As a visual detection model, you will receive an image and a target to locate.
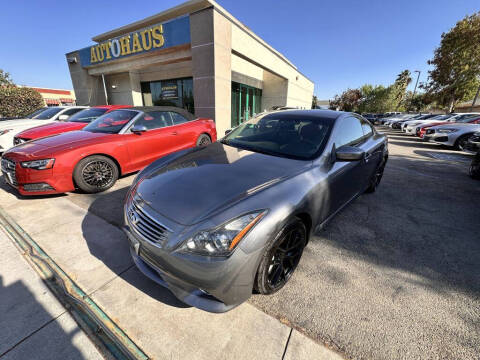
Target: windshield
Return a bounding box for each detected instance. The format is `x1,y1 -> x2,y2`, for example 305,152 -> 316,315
222,113 -> 333,160
34,107 -> 63,120
83,110 -> 139,134
68,108 -> 108,123
26,108 -> 47,118
430,115 -> 451,120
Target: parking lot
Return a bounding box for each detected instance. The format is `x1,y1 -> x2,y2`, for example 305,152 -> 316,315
1,126 -> 479,360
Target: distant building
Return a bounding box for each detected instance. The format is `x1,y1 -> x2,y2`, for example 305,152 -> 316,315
455,98 -> 480,112
30,87 -> 76,107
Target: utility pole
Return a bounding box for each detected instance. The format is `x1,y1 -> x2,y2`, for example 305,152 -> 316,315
413,70 -> 421,96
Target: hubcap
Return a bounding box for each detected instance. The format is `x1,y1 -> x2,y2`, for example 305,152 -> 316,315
82,161 -> 114,188
267,228 -> 305,288
199,136 -> 210,146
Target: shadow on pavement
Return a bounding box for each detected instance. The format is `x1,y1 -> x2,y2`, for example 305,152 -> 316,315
81,187 -> 190,310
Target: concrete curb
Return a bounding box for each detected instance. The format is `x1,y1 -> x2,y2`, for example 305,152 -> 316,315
0,205 -> 149,360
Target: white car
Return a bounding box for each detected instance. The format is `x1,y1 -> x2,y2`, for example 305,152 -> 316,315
0,106 -> 87,154
403,113 -> 480,134
423,123 -> 480,150
383,114 -> 415,126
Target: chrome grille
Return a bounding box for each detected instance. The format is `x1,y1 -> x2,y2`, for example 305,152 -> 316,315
127,200 -> 170,247
1,158 -> 17,187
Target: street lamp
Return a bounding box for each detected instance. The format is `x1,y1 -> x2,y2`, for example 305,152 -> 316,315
413,70 -> 421,96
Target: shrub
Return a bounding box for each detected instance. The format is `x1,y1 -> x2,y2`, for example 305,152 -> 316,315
0,85 -> 44,118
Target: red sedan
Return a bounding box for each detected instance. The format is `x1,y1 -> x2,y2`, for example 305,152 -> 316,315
418,115 -> 480,138
13,105 -> 131,145
1,106 -> 217,196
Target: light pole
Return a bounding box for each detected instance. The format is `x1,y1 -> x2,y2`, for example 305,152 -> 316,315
413,70 -> 421,97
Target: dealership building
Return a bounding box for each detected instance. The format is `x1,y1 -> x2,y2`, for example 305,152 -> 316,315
66,0 -> 314,135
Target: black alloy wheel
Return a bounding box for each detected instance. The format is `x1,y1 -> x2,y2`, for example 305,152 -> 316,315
456,134 -> 472,151
73,155 -> 119,193
255,218 -> 307,294
196,134 -> 212,147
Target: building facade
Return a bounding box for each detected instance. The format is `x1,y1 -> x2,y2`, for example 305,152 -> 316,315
66,0 -> 314,135
29,87 -> 76,106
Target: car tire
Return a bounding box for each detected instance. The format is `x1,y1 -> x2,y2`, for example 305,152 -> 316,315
196,134 -> 211,147
365,156 -> 387,193
73,155 -> 119,193
254,218 -> 307,295
455,134 -> 472,151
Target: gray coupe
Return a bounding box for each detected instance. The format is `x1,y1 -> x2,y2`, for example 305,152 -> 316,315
123,110 -> 388,312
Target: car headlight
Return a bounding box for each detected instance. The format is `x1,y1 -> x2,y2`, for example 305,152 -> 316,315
0,129 -> 13,136
20,159 -> 55,170
179,211 -> 267,256
437,129 -> 458,133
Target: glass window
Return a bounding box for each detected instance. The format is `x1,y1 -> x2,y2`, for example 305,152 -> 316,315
69,108 -> 108,123
34,107 -> 63,120
222,112 -> 333,160
62,107 -> 84,116
27,108 -> 47,118
84,110 -> 139,134
170,112 -> 188,125
333,117 -> 365,147
141,77 -> 194,114
134,111 -> 172,130
361,119 -> 373,137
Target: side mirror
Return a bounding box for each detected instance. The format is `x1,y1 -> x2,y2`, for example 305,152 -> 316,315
58,114 -> 69,121
335,146 -> 365,161
225,129 -> 232,135
131,125 -> 148,134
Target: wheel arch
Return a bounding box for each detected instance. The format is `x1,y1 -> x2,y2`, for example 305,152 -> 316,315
72,153 -> 123,187
295,212 -> 313,242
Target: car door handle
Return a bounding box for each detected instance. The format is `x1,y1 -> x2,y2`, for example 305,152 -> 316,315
171,131 -> 178,135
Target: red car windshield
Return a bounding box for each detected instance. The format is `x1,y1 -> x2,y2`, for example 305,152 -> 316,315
83,110 -> 139,134
69,108 -> 108,123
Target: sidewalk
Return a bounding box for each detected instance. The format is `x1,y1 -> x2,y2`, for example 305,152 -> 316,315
0,229 -> 103,360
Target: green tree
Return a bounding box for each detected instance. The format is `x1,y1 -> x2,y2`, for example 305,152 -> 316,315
387,70 -> 412,110
329,88 -> 362,112
0,69 -> 13,86
0,86 -> 44,118
424,12 -> 480,112
311,95 -> 318,109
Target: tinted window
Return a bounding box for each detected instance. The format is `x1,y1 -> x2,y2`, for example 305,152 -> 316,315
27,108 -> 47,118
361,119 -> 373,137
170,111 -> 188,125
35,107 -> 63,120
69,108 -> 108,123
62,107 -> 84,116
84,110 -> 139,134
134,111 -> 172,130
333,117 -> 365,148
222,113 -> 333,160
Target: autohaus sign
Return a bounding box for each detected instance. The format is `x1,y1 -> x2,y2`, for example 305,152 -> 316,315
78,16 -> 191,67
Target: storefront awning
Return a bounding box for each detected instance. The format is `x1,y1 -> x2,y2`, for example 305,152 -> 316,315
45,99 -> 60,105
60,98 -> 74,103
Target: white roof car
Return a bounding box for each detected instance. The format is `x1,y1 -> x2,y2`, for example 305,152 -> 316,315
423,123 -> 480,150
0,106 -> 87,154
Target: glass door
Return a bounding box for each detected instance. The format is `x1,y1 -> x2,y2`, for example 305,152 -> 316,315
231,82 -> 262,128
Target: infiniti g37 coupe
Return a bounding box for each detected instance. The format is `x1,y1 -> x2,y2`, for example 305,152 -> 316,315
1,106 -> 216,195
123,110 -> 388,312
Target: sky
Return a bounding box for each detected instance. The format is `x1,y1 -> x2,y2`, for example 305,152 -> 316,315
0,0 -> 478,100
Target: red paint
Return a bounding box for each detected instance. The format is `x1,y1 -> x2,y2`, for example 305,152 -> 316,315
16,105 -> 131,141
4,116 -> 217,196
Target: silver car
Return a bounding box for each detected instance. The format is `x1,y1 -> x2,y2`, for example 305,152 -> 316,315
423,123 -> 480,150
123,110 -> 388,312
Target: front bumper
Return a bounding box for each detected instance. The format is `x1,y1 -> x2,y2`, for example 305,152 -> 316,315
422,134 -> 454,146
1,155 -> 75,196
124,224 -> 263,313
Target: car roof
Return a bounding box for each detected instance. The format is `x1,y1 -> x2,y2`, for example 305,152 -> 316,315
128,106 -> 196,121
268,109 -> 345,120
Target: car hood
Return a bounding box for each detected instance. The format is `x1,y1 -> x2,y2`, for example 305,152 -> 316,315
0,119 -> 53,131
432,123 -> 480,130
17,122 -> 86,139
8,130 -> 111,157
135,142 -> 311,226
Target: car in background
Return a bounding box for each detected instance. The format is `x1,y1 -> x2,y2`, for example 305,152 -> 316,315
123,110 -> 388,312
0,107 -> 48,121
417,114 -> 480,138
423,123 -> 480,150
382,113 -> 413,126
404,114 -> 457,135
13,105 -> 131,145
464,131 -> 480,153
1,106 -> 216,196
0,106 -> 87,154
399,114 -> 438,131
469,150 -> 480,179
